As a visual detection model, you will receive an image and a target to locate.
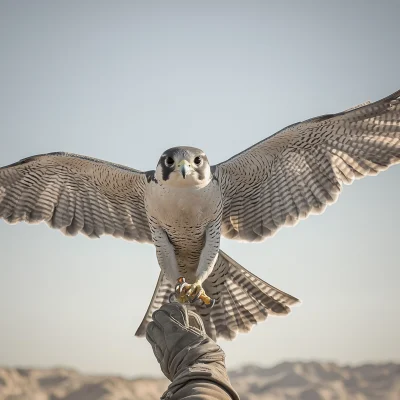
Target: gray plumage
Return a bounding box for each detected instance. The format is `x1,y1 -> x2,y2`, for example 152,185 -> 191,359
1,89 -> 399,340
0,154 -> 152,241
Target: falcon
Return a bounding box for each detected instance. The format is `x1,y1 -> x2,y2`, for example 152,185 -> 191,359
1,90 -> 399,340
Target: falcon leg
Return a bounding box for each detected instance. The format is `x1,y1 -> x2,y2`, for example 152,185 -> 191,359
195,221 -> 221,283
176,220 -> 220,307
152,227 -> 181,283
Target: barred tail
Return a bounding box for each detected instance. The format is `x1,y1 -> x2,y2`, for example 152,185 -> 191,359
198,250 -> 299,340
135,250 -> 300,340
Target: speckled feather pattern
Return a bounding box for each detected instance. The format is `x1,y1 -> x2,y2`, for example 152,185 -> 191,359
145,178 -> 223,280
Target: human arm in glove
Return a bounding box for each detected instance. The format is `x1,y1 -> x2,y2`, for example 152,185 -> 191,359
146,302 -> 240,400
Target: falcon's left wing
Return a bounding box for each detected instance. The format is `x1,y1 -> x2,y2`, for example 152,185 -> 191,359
0,152 -> 153,242
214,89 -> 400,242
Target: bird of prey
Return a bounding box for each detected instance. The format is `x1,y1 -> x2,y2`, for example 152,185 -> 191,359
1,89 -> 399,340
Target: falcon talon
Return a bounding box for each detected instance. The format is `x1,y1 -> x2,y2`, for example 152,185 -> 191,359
202,298 -> 216,308
168,292 -> 176,303
178,282 -> 190,293
189,290 -> 202,303
198,293 -> 215,307
175,277 -> 188,293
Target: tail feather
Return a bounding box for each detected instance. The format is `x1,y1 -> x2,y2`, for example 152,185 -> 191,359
194,276 -> 258,340
219,250 -> 298,311
135,250 -> 300,341
135,272 -> 174,337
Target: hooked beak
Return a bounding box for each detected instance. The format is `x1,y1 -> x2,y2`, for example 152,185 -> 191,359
177,160 -> 191,179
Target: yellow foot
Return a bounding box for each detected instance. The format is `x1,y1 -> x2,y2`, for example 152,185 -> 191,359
173,277 -> 215,307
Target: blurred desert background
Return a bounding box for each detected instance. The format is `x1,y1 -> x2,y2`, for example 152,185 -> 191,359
1,362 -> 400,400
1,1 -> 399,400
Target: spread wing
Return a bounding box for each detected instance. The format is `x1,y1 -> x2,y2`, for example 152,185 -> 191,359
0,152 -> 153,242
214,89 -> 400,242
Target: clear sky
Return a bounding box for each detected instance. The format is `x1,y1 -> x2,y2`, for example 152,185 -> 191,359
0,1 -> 399,377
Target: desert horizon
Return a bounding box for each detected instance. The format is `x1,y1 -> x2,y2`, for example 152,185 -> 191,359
1,360 -> 399,400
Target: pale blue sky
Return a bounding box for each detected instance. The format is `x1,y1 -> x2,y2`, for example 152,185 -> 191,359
0,1 -> 399,377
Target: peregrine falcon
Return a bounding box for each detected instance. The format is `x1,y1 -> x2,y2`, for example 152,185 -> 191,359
1,90 -> 399,340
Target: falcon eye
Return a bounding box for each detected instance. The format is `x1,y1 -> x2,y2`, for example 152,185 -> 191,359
165,157 -> 175,167
194,156 -> 202,166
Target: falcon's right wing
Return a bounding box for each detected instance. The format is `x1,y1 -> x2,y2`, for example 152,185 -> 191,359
214,89 -> 400,242
0,152 -> 153,242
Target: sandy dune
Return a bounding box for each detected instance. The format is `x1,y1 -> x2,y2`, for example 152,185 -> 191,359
1,362 -> 399,400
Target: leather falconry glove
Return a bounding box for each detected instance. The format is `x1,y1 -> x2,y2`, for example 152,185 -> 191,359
146,302 -> 239,400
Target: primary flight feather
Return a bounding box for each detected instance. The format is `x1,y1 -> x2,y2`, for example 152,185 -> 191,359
1,89 -> 399,340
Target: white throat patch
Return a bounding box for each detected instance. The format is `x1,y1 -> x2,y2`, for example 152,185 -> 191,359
155,164 -> 212,188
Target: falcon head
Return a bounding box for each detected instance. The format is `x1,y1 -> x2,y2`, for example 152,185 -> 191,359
155,146 -> 212,188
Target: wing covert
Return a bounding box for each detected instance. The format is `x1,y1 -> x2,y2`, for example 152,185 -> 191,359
214,90 -> 400,242
0,152 -> 153,242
